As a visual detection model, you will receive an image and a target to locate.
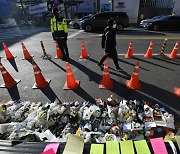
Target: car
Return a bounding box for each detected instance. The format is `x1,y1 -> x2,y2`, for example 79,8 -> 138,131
80,12 -> 129,32
69,15 -> 92,29
146,15 -> 180,31
140,15 -> 164,28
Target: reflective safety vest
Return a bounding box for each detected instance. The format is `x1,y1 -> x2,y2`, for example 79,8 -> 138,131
50,17 -> 68,33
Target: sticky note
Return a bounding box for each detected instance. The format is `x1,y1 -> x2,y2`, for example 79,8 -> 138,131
43,143 -> 59,153
150,137 -> 168,154
134,140 -> 150,154
120,140 -> 134,154
175,136 -> 180,149
106,141 -> 120,154
90,144 -> 104,154
62,134 -> 84,154
41,148 -> 55,154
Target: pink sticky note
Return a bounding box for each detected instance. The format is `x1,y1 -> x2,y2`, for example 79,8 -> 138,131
41,148 -> 55,154
150,137 -> 168,154
43,143 -> 59,154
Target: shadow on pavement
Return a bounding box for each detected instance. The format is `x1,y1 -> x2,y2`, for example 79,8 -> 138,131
7,86 -> 21,101
118,58 -> 150,71
48,59 -> 66,72
134,57 -> 175,71
154,56 -> 180,66
69,58 -> 132,100
8,59 -> 19,72
73,86 -> 96,103
40,86 -> 61,103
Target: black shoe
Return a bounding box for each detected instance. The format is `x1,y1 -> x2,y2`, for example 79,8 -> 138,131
116,67 -> 123,72
96,64 -> 103,69
62,57 -> 66,61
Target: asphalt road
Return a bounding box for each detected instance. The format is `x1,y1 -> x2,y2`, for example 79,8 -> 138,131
0,26 -> 180,121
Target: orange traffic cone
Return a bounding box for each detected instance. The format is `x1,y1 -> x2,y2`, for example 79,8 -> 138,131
144,40 -> 153,58
99,61 -> 113,89
32,60 -> 50,89
22,42 -> 34,60
80,40 -> 89,59
55,42 -> 63,59
126,61 -> 142,90
174,87 -> 180,98
168,41 -> 179,59
0,62 -> 20,88
125,41 -> 134,58
3,42 -> 16,60
63,62 -> 80,90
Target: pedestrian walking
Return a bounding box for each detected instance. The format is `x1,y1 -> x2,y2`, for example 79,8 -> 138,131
97,18 -> 122,71
51,8 -> 69,60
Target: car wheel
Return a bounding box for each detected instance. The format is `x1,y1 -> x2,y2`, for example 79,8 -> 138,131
85,24 -> 92,32
153,24 -> 159,31
116,24 -> 123,31
73,23 -> 80,29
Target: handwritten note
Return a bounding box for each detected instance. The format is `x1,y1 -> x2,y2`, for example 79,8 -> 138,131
150,137 -> 168,154
62,134 -> 84,154
120,140 -> 134,154
90,144 -> 104,154
175,136 -> 180,150
106,141 -> 120,154
134,140 -> 150,154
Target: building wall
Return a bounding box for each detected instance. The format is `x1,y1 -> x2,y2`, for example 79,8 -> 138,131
78,0 -> 93,13
173,0 -> 180,15
113,0 -> 140,23
0,0 -> 10,17
100,0 -> 140,23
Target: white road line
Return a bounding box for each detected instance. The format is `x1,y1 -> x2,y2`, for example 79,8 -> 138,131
68,30 -> 84,39
118,53 -> 180,56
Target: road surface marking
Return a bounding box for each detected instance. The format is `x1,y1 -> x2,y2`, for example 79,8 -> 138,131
118,53 -> 180,56
68,30 -> 84,39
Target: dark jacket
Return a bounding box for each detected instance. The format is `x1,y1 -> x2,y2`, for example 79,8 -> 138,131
102,26 -> 116,54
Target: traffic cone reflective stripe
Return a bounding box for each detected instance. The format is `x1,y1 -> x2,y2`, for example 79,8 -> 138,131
174,87 -> 180,98
32,60 -> 50,89
55,42 -> 63,59
63,62 -> 80,90
0,62 -> 20,88
99,61 -> 113,89
3,42 -> 16,60
22,42 -> 33,60
125,41 -> 134,58
144,41 -> 153,58
80,40 -> 89,59
168,41 -> 179,59
126,61 -> 142,90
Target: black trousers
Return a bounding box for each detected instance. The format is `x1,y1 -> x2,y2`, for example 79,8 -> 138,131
56,39 -> 69,59
98,51 -> 120,69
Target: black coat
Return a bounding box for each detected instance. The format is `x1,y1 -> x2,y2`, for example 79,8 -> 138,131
103,26 -> 116,54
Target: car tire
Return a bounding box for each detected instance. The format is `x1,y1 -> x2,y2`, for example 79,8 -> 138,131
85,24 -> 92,32
116,24 -> 123,31
73,23 -> 80,29
153,24 -> 159,31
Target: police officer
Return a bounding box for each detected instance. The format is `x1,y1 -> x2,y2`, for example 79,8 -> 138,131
51,8 -> 69,60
